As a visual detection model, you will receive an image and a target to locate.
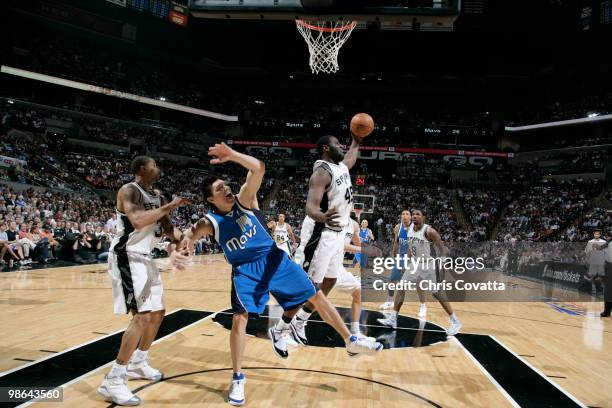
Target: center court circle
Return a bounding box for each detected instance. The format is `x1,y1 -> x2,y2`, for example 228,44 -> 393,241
212,306 -> 449,349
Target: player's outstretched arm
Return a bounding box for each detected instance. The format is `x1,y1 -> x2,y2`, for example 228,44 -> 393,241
158,191 -> 183,246
342,135 -> 361,170
119,184 -> 188,230
207,143 -> 265,208
306,168 -> 340,227
181,217 -> 214,253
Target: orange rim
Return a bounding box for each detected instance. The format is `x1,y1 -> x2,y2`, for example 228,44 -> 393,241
295,19 -> 357,32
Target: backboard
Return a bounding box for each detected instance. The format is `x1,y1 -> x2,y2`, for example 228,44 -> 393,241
190,0 -> 460,30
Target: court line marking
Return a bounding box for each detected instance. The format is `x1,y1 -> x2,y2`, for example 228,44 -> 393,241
490,335 -> 587,408
212,310 -> 452,333
452,336 -> 521,408
104,366 -> 443,408
14,308 -> 220,408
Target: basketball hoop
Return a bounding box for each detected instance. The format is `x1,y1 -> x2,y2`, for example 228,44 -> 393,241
295,19 -> 357,74
353,203 -> 364,221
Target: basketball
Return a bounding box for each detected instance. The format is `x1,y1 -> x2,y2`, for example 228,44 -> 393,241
350,113 -> 375,138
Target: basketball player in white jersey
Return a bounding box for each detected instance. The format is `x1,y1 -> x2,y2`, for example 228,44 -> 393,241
378,209 -> 461,336
98,156 -> 189,406
292,134 -> 378,343
270,214 -> 297,257
379,210 -> 428,317
584,230 -> 606,293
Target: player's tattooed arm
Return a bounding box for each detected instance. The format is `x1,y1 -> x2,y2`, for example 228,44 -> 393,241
342,136 -> 361,170
426,227 -> 448,258
306,167 -> 340,227
119,184 -> 188,230
158,193 -> 182,245
207,143 -> 265,209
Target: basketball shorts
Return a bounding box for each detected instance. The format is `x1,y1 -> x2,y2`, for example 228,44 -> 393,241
294,217 -> 344,284
333,267 -> 360,294
108,251 -> 164,315
588,263 -> 605,277
232,246 -> 317,315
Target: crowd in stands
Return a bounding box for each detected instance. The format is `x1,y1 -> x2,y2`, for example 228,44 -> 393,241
457,189 -> 504,241
2,29 -> 612,273
4,22 -> 612,153
495,179 -> 603,242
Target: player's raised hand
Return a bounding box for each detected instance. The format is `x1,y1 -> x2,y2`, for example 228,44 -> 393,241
208,143 -> 236,165
325,207 -> 342,228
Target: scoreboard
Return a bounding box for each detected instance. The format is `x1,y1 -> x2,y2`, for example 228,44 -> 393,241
603,0 -> 612,24
107,0 -> 189,26
127,0 -> 171,18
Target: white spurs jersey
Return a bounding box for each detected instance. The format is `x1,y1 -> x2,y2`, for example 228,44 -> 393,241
344,219 -> 359,246
273,222 -> 290,245
110,182 -> 162,255
313,159 -> 352,231
407,223 -> 432,259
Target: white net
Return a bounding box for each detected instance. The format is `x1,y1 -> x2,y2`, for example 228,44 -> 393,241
295,20 -> 357,74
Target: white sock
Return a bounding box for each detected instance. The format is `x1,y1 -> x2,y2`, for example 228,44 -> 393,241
450,313 -> 459,323
276,318 -> 290,331
420,303 -> 426,308
132,349 -> 148,363
109,362 -> 127,378
386,296 -> 393,303
296,308 -> 312,321
350,322 -> 360,334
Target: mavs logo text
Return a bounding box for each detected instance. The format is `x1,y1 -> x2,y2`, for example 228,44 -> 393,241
226,215 -> 258,252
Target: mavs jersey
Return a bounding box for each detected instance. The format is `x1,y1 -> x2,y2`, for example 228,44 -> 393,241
397,223 -> 410,255
313,159 -> 352,231
408,223 -> 432,259
204,200 -> 275,265
273,223 -> 290,245
111,182 -> 162,255
358,228 -> 371,244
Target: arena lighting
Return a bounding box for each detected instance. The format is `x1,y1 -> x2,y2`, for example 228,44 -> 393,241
505,113 -> 612,131
0,65 -> 239,122
7,99 -> 14,104
159,96 -> 167,101
587,112 -> 599,118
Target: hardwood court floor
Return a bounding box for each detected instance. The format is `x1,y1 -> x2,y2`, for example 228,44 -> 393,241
0,255 -> 610,407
